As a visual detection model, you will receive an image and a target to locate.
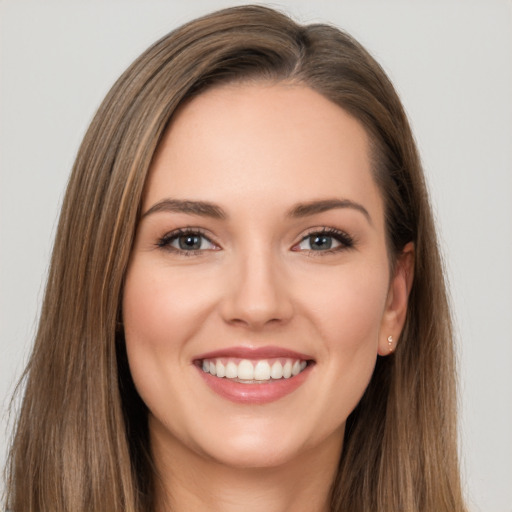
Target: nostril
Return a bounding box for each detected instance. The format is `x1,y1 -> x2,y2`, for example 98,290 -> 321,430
225,315 -> 290,329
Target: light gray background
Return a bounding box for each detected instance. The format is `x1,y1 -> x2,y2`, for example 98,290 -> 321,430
1,1 -> 511,510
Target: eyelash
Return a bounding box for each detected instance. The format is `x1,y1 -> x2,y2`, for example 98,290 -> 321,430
156,227 -> 216,256
156,227 -> 355,256
294,227 -> 355,256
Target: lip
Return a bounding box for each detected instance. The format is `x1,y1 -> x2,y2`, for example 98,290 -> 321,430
193,345 -> 315,405
194,345 -> 313,361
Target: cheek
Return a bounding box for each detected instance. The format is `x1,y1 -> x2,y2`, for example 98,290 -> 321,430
121,262 -> 204,402
297,261 -> 389,353
122,261 -> 214,354
297,262 -> 389,423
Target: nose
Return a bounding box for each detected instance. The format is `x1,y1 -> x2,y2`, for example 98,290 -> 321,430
219,248 -> 294,330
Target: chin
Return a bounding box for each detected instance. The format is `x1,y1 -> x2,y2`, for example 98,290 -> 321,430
202,439 -> 302,470
193,420 -> 343,471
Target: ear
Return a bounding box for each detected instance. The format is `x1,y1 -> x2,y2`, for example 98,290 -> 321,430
378,242 -> 415,356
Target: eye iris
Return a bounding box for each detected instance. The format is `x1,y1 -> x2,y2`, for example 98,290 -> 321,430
179,234 -> 202,250
310,234 -> 332,250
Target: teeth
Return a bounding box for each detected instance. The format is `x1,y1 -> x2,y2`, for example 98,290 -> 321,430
283,361 -> 292,379
238,359 -> 254,380
225,361 -> 237,378
254,360 -> 270,380
292,360 -> 302,376
271,361 -> 283,379
216,360 -> 225,378
200,357 -> 309,382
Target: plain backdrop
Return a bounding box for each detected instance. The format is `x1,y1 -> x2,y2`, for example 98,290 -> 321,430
1,1 -> 511,510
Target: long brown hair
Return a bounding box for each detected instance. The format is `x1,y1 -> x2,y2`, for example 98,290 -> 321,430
5,5 -> 466,511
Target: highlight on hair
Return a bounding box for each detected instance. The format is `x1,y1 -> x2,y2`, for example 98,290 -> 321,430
4,5 -> 467,512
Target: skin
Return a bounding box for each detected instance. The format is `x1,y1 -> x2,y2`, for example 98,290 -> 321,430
123,82 -> 413,512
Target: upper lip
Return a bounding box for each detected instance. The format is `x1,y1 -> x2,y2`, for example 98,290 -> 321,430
194,345 -> 314,361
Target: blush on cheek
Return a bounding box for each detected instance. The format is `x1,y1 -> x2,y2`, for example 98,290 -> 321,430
123,269 -> 188,345
304,273 -> 388,352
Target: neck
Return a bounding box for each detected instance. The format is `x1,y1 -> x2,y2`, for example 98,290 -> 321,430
151,424 -> 342,512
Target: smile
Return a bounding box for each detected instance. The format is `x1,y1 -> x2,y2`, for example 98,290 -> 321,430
201,358 -> 308,382
194,347 -> 315,404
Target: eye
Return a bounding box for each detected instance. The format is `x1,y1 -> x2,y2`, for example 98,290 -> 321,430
157,229 -> 218,254
293,228 -> 354,253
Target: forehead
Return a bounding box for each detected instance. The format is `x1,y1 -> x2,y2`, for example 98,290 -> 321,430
143,82 -> 383,222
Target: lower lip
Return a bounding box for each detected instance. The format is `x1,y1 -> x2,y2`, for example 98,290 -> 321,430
196,364 -> 313,404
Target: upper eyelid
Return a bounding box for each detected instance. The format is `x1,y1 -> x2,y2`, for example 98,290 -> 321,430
300,226 -> 349,236
158,228 -> 219,249
297,227 -> 353,242
161,227 -> 214,239
160,226 -> 351,237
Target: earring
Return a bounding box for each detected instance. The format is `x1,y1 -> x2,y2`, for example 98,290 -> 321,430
387,335 -> 394,353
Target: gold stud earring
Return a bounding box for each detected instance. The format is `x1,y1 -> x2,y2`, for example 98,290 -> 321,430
387,335 -> 394,353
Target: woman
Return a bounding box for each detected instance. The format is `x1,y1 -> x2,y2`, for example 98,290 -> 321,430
5,5 -> 467,512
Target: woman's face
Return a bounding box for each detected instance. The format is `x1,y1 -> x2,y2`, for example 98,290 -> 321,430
123,83 -> 410,469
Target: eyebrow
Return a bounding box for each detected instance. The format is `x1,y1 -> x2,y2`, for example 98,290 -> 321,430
142,197 -> 372,224
286,198 -> 372,225
142,199 -> 226,219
